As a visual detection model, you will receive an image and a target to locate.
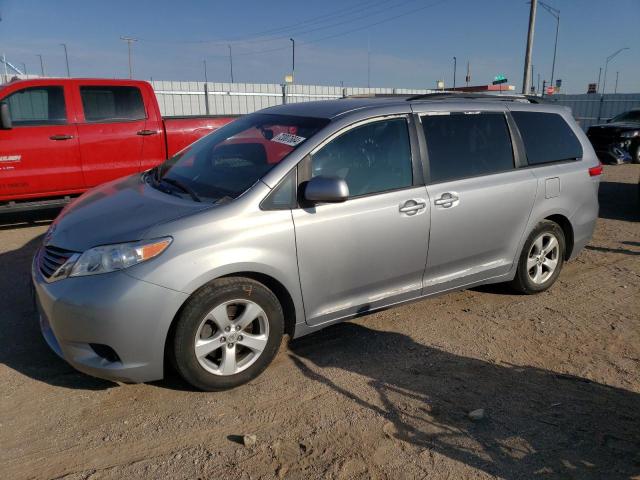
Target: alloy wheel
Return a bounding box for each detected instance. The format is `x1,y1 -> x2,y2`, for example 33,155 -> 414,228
194,299 -> 269,376
527,233 -> 560,285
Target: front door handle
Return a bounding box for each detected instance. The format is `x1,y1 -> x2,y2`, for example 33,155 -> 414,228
49,134 -> 74,141
434,192 -> 459,208
399,199 -> 427,216
137,129 -> 158,136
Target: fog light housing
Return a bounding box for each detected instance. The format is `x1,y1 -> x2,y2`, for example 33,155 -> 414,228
89,343 -> 121,363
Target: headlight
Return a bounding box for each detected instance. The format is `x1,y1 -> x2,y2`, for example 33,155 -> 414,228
621,130 -> 640,138
69,237 -> 172,277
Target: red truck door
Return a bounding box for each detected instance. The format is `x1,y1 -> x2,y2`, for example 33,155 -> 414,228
0,83 -> 83,201
74,83 -> 148,187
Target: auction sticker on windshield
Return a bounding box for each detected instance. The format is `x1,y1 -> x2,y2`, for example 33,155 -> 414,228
271,132 -> 306,147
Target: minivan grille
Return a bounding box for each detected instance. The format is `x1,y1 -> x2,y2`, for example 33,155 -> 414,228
39,245 -> 76,280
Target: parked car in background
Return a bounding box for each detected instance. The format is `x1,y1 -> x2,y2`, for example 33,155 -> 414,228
32,93 -> 601,391
587,109 -> 640,164
0,78 -> 235,211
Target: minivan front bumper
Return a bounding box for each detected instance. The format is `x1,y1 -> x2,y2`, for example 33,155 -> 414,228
32,252 -> 189,383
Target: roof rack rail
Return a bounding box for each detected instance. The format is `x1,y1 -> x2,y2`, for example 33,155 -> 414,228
343,93 -> 412,99
405,92 -> 543,103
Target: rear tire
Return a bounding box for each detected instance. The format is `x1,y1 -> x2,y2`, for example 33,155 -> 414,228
172,277 -> 284,391
510,220 -> 566,295
631,144 -> 640,164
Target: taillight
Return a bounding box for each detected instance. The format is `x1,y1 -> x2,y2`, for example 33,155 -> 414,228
588,164 -> 603,176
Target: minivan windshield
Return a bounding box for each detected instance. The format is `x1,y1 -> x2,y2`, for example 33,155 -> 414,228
152,113 -> 329,203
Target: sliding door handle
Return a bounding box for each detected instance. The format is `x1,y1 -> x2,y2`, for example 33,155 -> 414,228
434,192 -> 459,208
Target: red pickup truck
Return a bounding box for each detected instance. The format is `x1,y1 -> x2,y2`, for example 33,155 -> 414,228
0,78 -> 235,211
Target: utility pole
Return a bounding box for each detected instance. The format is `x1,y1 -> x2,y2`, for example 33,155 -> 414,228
203,59 -> 208,83
60,43 -> 70,77
228,45 -> 234,83
614,71 -> 619,94
537,73 -> 540,94
465,61 -> 470,87
452,56 -> 457,90
36,54 -> 45,76
522,0 -> 537,94
290,38 -> 295,83
120,36 -> 137,79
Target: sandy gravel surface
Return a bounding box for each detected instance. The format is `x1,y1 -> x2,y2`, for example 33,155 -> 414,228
1,165 -> 638,479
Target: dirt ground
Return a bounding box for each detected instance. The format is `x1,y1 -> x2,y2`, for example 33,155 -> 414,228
1,165 -> 639,480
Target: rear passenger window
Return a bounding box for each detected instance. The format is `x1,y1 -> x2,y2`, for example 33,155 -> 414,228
511,111 -> 583,165
5,86 -> 66,125
80,86 -> 146,122
421,112 -> 514,183
310,118 -> 413,197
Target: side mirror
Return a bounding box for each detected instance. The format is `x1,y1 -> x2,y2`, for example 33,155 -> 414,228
0,102 -> 12,129
304,176 -> 349,203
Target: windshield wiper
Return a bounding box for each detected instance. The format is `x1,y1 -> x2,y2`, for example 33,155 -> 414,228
160,177 -> 202,203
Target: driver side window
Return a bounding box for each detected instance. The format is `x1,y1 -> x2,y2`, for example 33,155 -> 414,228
310,117 -> 413,197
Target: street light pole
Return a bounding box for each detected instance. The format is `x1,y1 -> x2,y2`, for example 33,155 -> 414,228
452,56 -> 457,90
21,62 -> 27,76
36,54 -> 45,76
536,1 -> 560,89
522,0 -> 537,94
120,36 -> 137,79
290,38 -> 295,83
614,71 -> 619,94
601,48 -> 628,96
598,47 -> 630,121
60,43 -> 70,77
228,45 -> 234,83
203,59 -> 208,83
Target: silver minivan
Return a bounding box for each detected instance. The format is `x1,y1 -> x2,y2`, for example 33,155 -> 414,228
32,94 -> 601,390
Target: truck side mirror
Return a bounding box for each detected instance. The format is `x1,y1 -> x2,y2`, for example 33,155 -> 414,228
0,103 -> 12,129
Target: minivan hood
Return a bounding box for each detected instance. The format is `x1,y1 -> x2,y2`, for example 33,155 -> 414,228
46,174 -> 210,252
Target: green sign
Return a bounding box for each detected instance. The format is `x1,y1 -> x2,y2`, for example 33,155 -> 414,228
492,74 -> 508,85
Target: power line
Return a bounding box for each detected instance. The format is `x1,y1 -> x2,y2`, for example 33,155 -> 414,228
231,0 -> 448,58
137,0 -> 417,47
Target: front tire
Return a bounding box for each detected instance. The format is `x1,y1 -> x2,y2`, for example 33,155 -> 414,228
510,220 -> 566,295
172,277 -> 284,391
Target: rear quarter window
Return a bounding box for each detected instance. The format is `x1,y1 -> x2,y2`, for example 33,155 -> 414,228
511,111 -> 583,165
80,86 -> 146,122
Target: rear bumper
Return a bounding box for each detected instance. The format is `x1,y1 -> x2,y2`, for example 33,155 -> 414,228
32,253 -> 189,383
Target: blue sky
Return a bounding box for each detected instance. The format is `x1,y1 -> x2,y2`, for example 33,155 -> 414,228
0,0 -> 638,93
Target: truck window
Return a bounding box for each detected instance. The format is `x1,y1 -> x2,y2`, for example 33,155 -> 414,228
511,111 -> 583,165
80,86 -> 146,122
421,112 -> 514,183
4,86 -> 66,126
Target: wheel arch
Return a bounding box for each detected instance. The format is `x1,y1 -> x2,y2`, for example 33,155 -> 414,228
544,213 -> 574,260
163,269 -> 299,376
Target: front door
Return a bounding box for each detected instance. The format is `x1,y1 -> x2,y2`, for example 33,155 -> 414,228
292,116 -> 430,326
75,84 -> 147,187
418,110 -> 537,293
0,84 -> 82,200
